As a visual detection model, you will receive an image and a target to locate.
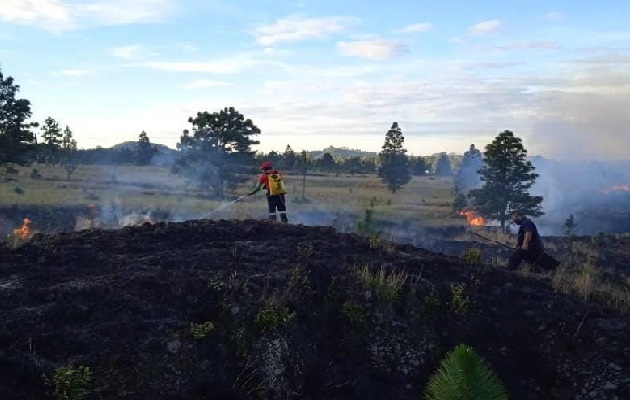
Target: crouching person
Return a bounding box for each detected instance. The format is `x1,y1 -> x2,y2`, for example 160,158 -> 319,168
508,210 -> 544,270
248,161 -> 288,223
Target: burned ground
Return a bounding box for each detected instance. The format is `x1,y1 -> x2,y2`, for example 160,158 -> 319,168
0,219 -> 629,400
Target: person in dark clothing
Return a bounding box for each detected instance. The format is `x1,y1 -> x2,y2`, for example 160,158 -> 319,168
508,210 -> 544,270
248,161 -> 288,223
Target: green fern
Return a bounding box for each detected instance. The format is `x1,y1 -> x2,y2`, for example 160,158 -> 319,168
424,344 -> 508,400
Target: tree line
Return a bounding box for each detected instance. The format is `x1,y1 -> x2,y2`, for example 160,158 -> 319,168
2,63 -> 543,228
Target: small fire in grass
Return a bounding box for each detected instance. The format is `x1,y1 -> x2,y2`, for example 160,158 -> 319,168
458,210 -> 485,227
13,218 -> 32,240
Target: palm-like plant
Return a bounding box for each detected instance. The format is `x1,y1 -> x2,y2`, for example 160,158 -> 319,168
424,344 -> 508,400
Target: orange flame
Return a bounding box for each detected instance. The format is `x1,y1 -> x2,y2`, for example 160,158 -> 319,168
458,210 -> 485,226
13,218 -> 32,239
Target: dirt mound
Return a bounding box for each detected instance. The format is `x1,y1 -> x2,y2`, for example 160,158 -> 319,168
1,220 -> 629,400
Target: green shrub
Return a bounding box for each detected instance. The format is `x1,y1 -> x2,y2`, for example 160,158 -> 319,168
449,283 -> 471,315
51,365 -> 92,400
462,248 -> 482,266
190,321 -> 215,339
255,305 -> 292,333
424,344 -> 507,400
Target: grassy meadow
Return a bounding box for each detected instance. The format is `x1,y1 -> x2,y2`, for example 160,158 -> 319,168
0,163 -> 461,227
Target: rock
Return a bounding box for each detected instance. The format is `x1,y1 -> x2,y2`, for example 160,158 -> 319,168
603,382 -> 617,391
166,339 -> 181,353
231,306 -> 240,315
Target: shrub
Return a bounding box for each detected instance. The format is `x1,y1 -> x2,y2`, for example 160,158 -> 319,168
190,321 -> 215,339
255,305 -> 292,333
424,344 -> 507,400
462,248 -> 482,266
449,283 -> 471,315
51,365 -> 92,400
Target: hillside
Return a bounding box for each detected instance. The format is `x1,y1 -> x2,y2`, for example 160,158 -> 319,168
0,220 -> 629,400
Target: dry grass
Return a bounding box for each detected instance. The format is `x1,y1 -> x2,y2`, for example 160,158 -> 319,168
1,165 -> 457,225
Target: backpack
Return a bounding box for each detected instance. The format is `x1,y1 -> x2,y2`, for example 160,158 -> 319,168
267,171 -> 287,196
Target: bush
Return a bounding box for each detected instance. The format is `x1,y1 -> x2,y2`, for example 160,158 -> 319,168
424,344 -> 507,400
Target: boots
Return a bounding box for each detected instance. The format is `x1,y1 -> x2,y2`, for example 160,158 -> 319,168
280,213 -> 288,223
268,214 -> 277,221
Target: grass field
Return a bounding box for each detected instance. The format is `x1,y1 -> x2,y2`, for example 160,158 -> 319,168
0,163 -> 460,227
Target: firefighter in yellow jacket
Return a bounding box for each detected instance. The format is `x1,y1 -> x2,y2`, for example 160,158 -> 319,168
248,161 -> 288,222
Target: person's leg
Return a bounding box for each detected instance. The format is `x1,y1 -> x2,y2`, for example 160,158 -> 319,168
508,249 -> 525,270
267,195 -> 277,220
277,194 -> 288,222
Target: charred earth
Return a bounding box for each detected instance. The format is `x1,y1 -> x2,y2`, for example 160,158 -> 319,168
1,220 -> 629,400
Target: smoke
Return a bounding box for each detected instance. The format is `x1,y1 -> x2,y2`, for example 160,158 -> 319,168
530,157 -> 630,235
527,59 -> 630,160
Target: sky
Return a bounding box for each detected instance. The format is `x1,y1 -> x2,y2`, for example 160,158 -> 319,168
1,0 -> 629,158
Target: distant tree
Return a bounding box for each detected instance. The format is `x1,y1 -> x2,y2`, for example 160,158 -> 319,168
40,116 -> 63,163
564,214 -> 577,237
60,125 -> 78,179
0,66 -> 38,164
61,125 -> 77,152
136,130 -> 156,165
319,152 -> 337,172
409,156 -> 428,176
454,144 -> 483,192
434,153 -> 452,176
174,107 -> 260,198
378,122 -> 411,193
469,130 -> 543,231
281,144 -> 296,169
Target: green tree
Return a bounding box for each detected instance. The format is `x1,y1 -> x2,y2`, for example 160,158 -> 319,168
378,122 -> 411,193
469,130 -> 543,231
454,144 -> 483,192
0,66 -> 38,164
174,107 -> 260,198
136,130 -> 155,165
40,116 -> 63,164
318,152 -> 337,172
434,153 -> 452,176
281,144 -> 296,169
60,125 -> 78,179
409,156 -> 428,176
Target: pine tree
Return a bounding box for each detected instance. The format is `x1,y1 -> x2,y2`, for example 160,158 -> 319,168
136,130 -> 155,165
61,125 -> 77,152
454,144 -> 483,192
378,122 -> 411,193
469,130 -> 543,231
0,66 -> 38,164
434,153 -> 452,176
40,116 -> 62,163
174,107 -> 260,198
60,125 -> 78,179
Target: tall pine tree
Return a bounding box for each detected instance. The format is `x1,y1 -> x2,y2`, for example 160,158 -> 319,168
469,130 -> 543,231
378,122 -> 411,193
40,116 -> 62,163
0,66 -> 38,164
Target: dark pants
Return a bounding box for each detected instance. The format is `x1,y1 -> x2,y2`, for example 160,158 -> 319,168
267,194 -> 287,222
509,246 -> 544,270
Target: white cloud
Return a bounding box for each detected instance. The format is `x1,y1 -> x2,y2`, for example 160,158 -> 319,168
56,69 -> 97,77
253,15 -> 359,46
0,0 -> 174,31
110,45 -> 158,60
468,19 -> 502,35
337,40 -> 409,60
132,56 -> 293,74
396,23 -> 433,34
182,79 -> 232,89
542,12 -> 563,21
494,40 -> 560,50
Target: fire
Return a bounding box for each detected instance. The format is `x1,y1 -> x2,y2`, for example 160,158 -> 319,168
13,218 -> 32,240
458,210 -> 485,227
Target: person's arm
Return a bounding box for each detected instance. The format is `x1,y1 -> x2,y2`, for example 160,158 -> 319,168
522,231 -> 532,250
248,183 -> 263,196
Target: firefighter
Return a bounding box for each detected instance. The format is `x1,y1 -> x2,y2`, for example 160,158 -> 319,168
248,161 -> 288,223
508,210 -> 544,270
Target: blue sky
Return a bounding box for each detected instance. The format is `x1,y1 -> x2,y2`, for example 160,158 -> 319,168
1,0 -> 629,158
